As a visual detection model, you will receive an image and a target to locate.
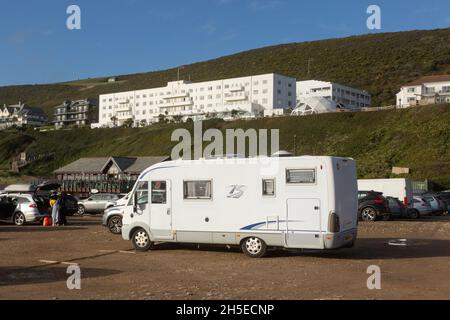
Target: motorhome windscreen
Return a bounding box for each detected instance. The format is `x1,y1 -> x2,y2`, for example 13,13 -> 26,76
184,181 -> 212,199
286,169 -> 316,184
136,181 -> 148,205
151,181 -> 167,204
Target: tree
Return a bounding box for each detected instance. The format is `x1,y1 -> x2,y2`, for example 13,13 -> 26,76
122,118 -> 134,128
110,116 -> 118,127
140,119 -> 148,127
172,115 -> 183,123
231,109 -> 240,118
158,114 -> 167,123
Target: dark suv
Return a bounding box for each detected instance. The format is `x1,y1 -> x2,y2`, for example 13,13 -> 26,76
358,191 -> 390,221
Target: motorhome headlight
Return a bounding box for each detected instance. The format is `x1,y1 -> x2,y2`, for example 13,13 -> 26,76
328,212 -> 340,233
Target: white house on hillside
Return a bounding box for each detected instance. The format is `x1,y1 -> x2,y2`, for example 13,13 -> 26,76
296,80 -> 371,110
0,103 -> 47,128
98,73 -> 296,127
396,75 -> 450,108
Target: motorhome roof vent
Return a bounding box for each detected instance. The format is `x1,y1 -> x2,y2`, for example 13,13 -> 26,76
272,151 -> 293,157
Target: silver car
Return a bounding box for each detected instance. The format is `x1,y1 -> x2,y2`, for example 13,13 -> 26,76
78,193 -> 121,215
0,194 -> 48,226
411,196 -> 433,218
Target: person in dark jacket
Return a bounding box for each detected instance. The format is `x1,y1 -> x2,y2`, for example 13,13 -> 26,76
59,192 -> 68,226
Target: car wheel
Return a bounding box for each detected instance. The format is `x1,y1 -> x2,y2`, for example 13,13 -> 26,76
132,228 -> 152,251
108,215 -> 123,235
361,207 -> 378,222
13,212 -> 26,226
409,209 -> 420,219
241,237 -> 267,258
78,205 -> 86,216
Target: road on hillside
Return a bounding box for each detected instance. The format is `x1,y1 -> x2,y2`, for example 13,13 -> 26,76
1,215 -> 450,300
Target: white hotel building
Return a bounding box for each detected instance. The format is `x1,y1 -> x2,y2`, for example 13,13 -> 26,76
396,75 -> 450,108
296,80 -> 371,110
98,73 -> 296,127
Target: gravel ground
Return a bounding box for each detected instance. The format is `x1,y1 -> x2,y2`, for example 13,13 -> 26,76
0,215 -> 449,300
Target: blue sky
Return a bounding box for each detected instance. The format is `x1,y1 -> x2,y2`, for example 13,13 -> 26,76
0,0 -> 449,86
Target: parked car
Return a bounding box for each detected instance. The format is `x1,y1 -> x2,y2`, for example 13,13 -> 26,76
0,193 -> 48,225
422,194 -> 447,216
410,196 -> 433,219
62,194 -> 80,216
104,193 -> 130,210
78,193 -> 121,215
437,192 -> 450,214
386,196 -> 407,219
101,193 -> 130,234
358,191 -> 390,221
102,206 -> 124,235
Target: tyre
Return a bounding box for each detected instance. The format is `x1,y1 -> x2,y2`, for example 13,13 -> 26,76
131,228 -> 153,251
13,212 -> 26,226
107,215 -> 123,235
78,205 -> 86,216
408,209 -> 420,219
241,237 -> 267,258
361,207 -> 378,222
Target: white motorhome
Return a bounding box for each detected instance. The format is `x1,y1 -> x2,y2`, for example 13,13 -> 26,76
121,156 -> 358,258
358,179 -> 413,208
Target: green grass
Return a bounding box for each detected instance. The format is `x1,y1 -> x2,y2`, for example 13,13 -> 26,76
1,28 -> 450,116
1,104 -> 450,187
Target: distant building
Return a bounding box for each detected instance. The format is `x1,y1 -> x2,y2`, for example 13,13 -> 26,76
54,156 -> 169,194
296,80 -> 371,110
108,77 -> 118,83
98,73 -> 296,127
396,75 -> 450,108
53,99 -> 98,129
0,102 -> 47,128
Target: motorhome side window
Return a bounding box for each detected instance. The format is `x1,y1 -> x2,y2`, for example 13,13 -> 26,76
262,179 -> 275,196
184,181 -> 212,200
136,181 -> 149,205
286,169 -> 316,184
151,181 -> 167,204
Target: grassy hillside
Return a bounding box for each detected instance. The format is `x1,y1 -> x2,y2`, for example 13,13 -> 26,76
1,28 -> 450,116
1,104 -> 450,187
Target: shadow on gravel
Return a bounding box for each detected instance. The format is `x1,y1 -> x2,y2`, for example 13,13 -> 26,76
290,238 -> 450,260
142,238 -> 450,260
0,226 -> 86,232
0,265 -> 121,287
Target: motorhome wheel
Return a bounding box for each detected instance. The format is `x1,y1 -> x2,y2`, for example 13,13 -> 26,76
242,237 -> 267,258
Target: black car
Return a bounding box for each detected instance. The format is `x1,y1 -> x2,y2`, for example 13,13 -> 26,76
358,191 -> 390,221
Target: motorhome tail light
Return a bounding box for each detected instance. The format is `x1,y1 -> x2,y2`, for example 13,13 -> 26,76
328,212 -> 340,233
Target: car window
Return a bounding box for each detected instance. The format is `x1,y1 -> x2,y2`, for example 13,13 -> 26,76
16,197 -> 30,204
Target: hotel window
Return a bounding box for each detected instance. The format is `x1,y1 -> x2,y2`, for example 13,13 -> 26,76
262,80 -> 268,85
208,95 -> 213,100
262,179 -> 275,196
216,86 -> 221,90
253,90 -> 259,94
263,89 -> 268,94
225,85 -> 229,89
254,81 -> 259,85
183,181 -> 212,200
136,95 -> 140,99
262,98 -> 268,104
208,87 -> 213,91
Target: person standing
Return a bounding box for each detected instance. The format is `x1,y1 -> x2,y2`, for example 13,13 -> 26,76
59,192 -> 68,226
52,195 -> 61,226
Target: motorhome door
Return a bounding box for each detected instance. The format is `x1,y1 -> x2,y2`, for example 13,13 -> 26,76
286,198 -> 322,249
150,180 -> 173,240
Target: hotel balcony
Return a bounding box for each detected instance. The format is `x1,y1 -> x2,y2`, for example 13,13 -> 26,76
227,86 -> 245,92
115,105 -> 132,112
224,93 -> 248,102
116,113 -> 133,120
163,92 -> 190,99
159,98 -> 194,108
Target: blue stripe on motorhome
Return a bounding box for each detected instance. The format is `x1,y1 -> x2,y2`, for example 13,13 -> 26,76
240,220 -> 304,230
